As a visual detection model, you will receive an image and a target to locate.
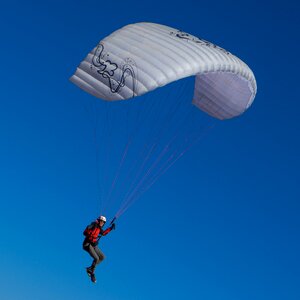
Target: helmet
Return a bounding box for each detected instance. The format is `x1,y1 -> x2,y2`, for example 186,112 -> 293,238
98,216 -> 106,223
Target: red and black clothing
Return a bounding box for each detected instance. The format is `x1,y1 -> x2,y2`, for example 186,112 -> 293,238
83,220 -> 113,271
83,221 -> 112,246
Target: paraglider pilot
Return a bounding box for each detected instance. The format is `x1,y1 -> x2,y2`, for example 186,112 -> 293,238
83,216 -> 116,283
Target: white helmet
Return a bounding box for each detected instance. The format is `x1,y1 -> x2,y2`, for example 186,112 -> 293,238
98,216 -> 106,223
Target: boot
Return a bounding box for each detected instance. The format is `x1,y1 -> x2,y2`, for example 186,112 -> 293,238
86,266 -> 94,277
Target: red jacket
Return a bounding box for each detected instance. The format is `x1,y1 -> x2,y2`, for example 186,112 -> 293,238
83,220 -> 112,245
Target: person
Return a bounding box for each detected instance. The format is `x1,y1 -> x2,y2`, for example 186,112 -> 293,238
83,215 -> 116,283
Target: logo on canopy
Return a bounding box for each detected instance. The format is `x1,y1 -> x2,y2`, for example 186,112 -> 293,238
170,30 -> 230,55
91,43 -> 137,97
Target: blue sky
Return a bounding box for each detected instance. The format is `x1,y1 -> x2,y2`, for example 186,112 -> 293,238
0,0 -> 299,299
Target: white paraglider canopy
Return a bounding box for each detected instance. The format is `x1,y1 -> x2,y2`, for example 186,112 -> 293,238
70,22 -> 257,120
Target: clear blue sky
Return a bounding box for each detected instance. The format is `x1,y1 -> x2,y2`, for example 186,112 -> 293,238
0,0 -> 299,299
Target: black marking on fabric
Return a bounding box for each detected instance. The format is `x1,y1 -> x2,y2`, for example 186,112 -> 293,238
91,44 -> 137,97
170,30 -> 231,55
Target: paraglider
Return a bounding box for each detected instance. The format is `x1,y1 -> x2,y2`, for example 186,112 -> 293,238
71,22 -> 257,281
83,216 -> 116,283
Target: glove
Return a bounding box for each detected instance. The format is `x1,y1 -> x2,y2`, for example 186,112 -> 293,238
110,223 -> 116,230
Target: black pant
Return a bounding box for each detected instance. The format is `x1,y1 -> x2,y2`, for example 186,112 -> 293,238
83,240 -> 105,271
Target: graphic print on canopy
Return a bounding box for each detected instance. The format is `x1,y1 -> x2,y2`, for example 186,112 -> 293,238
91,44 -> 137,97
